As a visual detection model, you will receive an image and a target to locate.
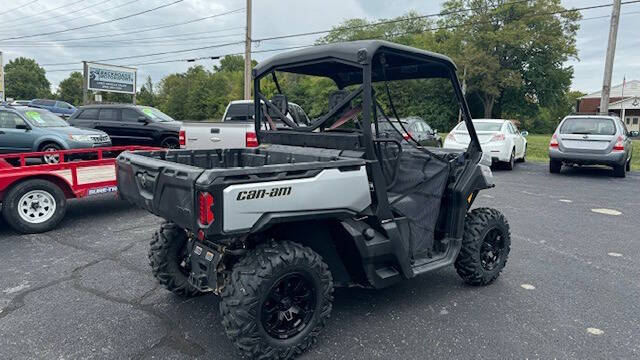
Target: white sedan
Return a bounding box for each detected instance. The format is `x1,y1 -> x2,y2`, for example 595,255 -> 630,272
443,119 -> 527,170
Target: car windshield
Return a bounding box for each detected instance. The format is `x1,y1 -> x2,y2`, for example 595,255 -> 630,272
19,109 -> 68,127
457,121 -> 503,132
560,118 -> 616,135
140,107 -> 174,122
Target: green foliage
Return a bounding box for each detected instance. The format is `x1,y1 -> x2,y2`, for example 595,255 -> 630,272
137,75 -> 156,106
56,71 -> 84,106
4,57 -> 51,100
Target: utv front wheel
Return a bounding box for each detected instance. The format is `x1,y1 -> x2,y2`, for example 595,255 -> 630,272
455,208 -> 511,286
148,222 -> 202,297
220,241 -> 333,359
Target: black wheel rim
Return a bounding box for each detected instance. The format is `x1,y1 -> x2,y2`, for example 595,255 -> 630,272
480,228 -> 505,271
261,272 -> 316,340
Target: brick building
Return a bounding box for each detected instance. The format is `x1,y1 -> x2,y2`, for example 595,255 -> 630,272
577,80 -> 640,132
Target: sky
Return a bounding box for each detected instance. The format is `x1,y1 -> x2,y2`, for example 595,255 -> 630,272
0,0 -> 638,95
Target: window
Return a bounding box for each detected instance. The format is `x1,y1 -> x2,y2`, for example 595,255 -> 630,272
225,104 -> 253,121
36,100 -> 55,106
99,109 -> 119,121
560,118 -> 616,135
78,108 -> 99,119
626,117 -> 631,125
422,122 -> 433,134
634,117 -> 639,125
56,101 -> 73,109
122,109 -> 140,122
458,121 -> 503,132
0,111 -> 26,129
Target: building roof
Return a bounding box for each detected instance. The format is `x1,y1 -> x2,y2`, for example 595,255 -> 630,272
580,80 -> 640,99
253,40 -> 457,88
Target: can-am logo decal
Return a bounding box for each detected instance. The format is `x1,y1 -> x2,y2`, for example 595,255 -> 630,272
236,187 -> 292,201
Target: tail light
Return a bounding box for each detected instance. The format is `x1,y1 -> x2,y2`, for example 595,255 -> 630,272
198,192 -> 214,226
245,131 -> 258,147
446,132 -> 457,142
549,134 -> 559,148
179,129 -> 186,147
403,133 -> 411,141
491,133 -> 505,142
613,136 -> 625,151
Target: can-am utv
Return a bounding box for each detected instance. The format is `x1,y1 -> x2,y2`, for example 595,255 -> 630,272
116,40 -> 510,359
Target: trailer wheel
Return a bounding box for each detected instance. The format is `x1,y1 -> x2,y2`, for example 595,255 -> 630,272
2,179 -> 67,234
455,208 -> 511,286
220,241 -> 333,360
148,222 -> 202,297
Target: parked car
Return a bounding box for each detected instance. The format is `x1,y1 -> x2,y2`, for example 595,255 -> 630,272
29,99 -> 77,118
444,119 -> 527,170
69,104 -> 182,148
180,100 -> 310,150
0,105 -> 111,163
549,115 -> 637,177
375,116 -> 442,147
10,100 -> 31,106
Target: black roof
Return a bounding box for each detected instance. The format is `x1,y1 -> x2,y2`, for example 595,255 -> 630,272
78,103 -> 142,109
253,40 -> 457,88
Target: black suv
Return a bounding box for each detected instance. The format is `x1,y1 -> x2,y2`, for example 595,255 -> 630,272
69,104 -> 182,148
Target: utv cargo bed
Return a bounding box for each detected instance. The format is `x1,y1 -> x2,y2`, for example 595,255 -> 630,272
116,145 -> 368,234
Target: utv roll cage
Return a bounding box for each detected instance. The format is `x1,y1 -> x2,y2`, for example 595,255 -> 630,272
252,40 -> 484,248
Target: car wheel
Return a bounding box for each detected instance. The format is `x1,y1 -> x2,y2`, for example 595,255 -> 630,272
160,136 -> 179,149
504,149 -> 515,170
626,158 -> 631,172
613,163 -> 626,178
1,179 -> 67,234
455,208 -> 511,286
220,241 -> 333,359
549,160 -> 562,174
40,143 -> 62,164
517,145 -> 527,163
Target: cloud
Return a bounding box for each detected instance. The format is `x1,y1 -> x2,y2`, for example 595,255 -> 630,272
0,0 -> 637,94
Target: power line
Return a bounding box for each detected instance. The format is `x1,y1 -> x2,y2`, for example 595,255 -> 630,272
253,0 -> 640,43
0,0 -> 40,17
0,0 -> 86,26
0,0 -> 184,41
6,8 -> 245,44
2,0 -> 143,34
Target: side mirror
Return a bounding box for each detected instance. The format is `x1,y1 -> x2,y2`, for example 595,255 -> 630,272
16,124 -> 30,130
137,116 -> 149,124
521,130 -> 529,137
630,130 -> 639,137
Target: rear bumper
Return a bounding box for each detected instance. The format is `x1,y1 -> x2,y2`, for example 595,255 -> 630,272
549,148 -> 626,166
443,141 -> 510,162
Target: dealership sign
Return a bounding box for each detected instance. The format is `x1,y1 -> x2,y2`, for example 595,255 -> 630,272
86,62 -> 136,94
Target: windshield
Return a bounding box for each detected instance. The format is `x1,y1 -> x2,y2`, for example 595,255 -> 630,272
457,121 -> 503,132
140,107 -> 174,122
560,118 -> 616,135
20,109 -> 68,127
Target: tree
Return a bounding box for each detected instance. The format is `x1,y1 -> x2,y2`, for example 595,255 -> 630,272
56,72 -> 84,106
4,57 -> 51,99
137,75 -> 155,106
439,0 -> 581,118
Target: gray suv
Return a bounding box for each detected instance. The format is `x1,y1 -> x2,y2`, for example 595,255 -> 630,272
0,105 -> 111,163
549,115 -> 637,177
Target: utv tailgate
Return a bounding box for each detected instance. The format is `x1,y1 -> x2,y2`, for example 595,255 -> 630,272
117,151 -> 204,229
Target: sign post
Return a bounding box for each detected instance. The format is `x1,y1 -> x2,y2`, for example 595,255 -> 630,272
83,62 -> 137,104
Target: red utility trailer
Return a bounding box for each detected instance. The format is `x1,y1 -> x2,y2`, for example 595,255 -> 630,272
0,146 -> 159,234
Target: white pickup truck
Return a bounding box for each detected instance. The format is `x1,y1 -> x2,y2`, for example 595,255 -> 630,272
179,100 -> 310,150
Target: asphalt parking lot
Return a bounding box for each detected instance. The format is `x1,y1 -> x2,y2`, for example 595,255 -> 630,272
1,162 -> 639,359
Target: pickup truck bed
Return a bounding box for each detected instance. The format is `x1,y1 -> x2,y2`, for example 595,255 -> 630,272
116,145 -> 369,236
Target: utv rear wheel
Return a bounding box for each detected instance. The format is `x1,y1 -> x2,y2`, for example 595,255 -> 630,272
549,160 -> 562,174
455,208 -> 511,286
148,222 -> 202,297
220,241 -> 333,360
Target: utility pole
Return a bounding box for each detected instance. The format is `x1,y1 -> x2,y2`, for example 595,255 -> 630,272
0,51 -> 5,102
82,61 -> 88,105
599,0 -> 622,115
243,0 -> 252,100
